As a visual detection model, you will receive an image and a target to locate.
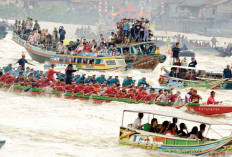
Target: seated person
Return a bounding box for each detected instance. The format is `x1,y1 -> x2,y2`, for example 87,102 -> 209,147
132,113 -> 144,129
165,123 -> 177,136
187,126 -> 199,140
169,68 -> 177,77
157,121 -> 169,134
150,118 -> 158,133
197,124 -> 208,142
177,123 -> 188,137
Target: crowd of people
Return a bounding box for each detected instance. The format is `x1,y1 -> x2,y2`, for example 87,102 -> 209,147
14,17 -> 157,56
133,114 -> 209,142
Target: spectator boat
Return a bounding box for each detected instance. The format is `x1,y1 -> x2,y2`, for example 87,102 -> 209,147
159,65 -> 232,90
119,110 -> 232,156
12,33 -> 166,71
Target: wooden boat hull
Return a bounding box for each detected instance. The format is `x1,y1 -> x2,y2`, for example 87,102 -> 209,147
119,127 -> 232,156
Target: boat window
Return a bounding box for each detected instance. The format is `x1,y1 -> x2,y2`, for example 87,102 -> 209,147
130,47 -> 136,54
89,59 -> 94,64
117,59 -> 126,66
59,57 -> 64,62
105,60 -> 117,66
96,59 -> 102,64
83,58 -> 88,64
77,58 -> 82,64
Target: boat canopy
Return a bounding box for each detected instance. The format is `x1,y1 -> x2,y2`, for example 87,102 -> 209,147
123,110 -> 229,126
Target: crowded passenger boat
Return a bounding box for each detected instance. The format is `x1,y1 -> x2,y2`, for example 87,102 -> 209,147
120,110 -> 232,156
13,18 -> 166,71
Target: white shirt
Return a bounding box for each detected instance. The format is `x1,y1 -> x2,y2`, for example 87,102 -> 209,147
181,60 -> 188,67
132,117 -> 141,129
157,94 -> 169,102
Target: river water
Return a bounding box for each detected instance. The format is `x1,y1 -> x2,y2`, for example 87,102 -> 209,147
0,21 -> 232,157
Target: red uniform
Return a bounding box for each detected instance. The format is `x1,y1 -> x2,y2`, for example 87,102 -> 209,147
0,74 -> 9,82
65,85 -> 74,92
135,92 -> 148,101
4,77 -> 15,84
73,86 -> 83,93
82,86 -> 94,94
207,96 -> 219,105
38,80 -> 51,87
116,90 -> 128,99
53,83 -> 66,92
46,68 -> 59,82
143,94 -> 157,102
104,88 -> 118,96
188,94 -> 202,104
128,89 -> 137,99
167,94 -> 178,102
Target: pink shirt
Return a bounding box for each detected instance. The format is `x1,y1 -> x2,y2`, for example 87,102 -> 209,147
207,96 -> 220,105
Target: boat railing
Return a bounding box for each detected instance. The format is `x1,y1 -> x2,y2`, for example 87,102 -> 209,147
126,127 -> 201,145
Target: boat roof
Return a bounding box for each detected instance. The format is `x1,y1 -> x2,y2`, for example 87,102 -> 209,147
162,65 -> 222,74
123,110 -> 229,125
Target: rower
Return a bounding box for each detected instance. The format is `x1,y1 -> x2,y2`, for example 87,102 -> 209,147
167,91 -> 181,104
207,91 -> 222,105
188,89 -> 202,104
103,84 -> 118,97
123,76 -> 135,87
185,88 -> 193,103
132,113 -> 144,129
96,74 -> 106,85
135,87 -> 148,103
137,77 -> 148,87
144,88 -> 156,103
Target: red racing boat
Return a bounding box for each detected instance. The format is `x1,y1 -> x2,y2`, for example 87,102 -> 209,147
186,104 -> 232,115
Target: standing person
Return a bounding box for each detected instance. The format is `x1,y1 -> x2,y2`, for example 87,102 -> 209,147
211,37 -> 218,47
15,54 -> 34,71
65,64 -> 78,85
59,26 -> 66,41
188,57 -> 197,68
144,20 -> 150,42
46,64 -> 59,82
52,27 -> 59,46
223,65 -> 232,79
207,91 -> 222,105
172,42 -> 180,63
122,19 -> 129,38
33,20 -> 40,31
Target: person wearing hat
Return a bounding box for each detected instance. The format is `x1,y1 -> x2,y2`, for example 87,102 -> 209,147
110,76 -> 120,86
4,64 -> 13,72
90,74 -> 97,84
15,54 -> 34,71
96,74 -> 106,85
74,74 -> 81,83
207,91 -> 222,105
223,65 -> 232,79
65,64 -> 79,85
46,64 -> 59,82
188,89 -> 202,104
185,88 -> 193,103
84,76 -> 92,84
106,76 -> 113,86
123,76 -> 135,87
